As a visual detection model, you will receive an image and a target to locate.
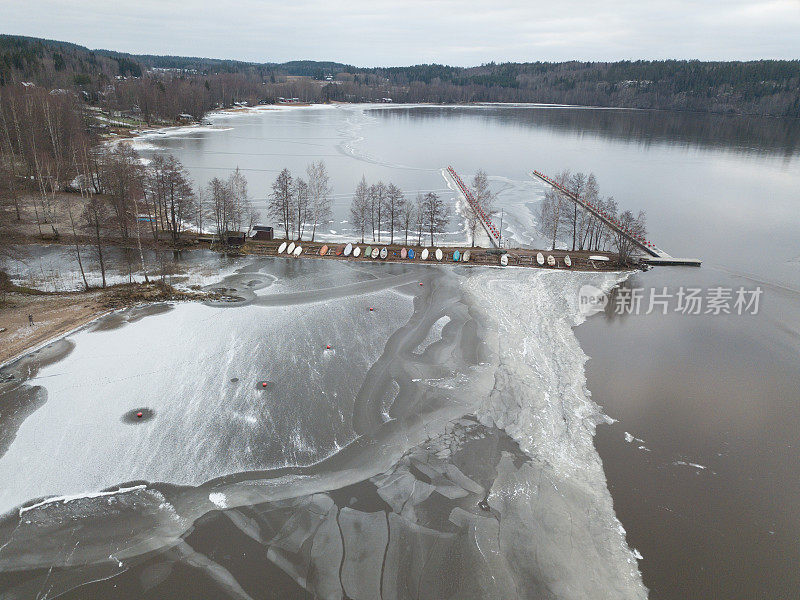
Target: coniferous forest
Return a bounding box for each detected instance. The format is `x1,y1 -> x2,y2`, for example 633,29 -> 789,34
2,34 -> 798,121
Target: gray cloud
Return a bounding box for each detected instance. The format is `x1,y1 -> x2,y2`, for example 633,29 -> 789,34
4,0 -> 799,65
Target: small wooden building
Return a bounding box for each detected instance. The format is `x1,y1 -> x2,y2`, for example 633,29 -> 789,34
226,231 -> 246,246
251,226 -> 274,241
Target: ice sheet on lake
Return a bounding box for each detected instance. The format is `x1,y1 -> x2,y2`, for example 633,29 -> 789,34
0,284 -> 413,512
460,268 -> 646,597
0,263 -> 647,598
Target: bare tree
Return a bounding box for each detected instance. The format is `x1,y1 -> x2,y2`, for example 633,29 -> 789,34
0,94 -> 23,222
228,167 -> 250,233
294,177 -> 310,240
350,176 -> 370,243
415,193 -> 425,245
100,142 -> 144,242
466,169 -> 495,247
82,196 -> 109,288
614,210 -> 647,265
369,181 -> 387,242
208,177 -> 232,241
0,161 -> 22,261
194,186 -> 207,234
269,168 -> 294,239
161,155 -> 196,244
385,183 -> 405,244
420,191 -> 450,246
577,173 -> 598,250
537,170 -> 570,250
538,188 -> 564,251
599,197 -> 617,251
306,160 -> 332,242
400,197 -> 415,246
567,172 -> 587,251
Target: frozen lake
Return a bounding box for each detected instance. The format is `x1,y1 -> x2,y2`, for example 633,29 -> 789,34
1,104 -> 799,598
0,258 -> 644,599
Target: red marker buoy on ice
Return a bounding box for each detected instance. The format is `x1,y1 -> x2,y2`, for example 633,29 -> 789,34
326,345 -> 331,350
262,382 -> 268,388
369,307 -> 374,311
136,412 -> 143,418
419,282 -> 423,286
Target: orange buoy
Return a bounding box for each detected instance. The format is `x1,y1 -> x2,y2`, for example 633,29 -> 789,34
136,412 -> 143,418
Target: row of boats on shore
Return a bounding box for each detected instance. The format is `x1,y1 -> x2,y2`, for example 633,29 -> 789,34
274,241 -> 594,269
276,241 -> 472,262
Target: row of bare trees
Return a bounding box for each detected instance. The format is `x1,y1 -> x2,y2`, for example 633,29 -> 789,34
267,162 -> 332,241
0,84 -> 89,240
204,168 -> 258,240
537,170 -> 647,264
349,178 -> 407,244
349,177 -> 451,246
0,84 -> 258,288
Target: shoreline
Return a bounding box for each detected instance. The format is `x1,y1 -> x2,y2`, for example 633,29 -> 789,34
0,283 -> 217,367
0,240 -> 626,365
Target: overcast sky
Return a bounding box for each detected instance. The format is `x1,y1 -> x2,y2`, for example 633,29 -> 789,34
4,0 -> 799,66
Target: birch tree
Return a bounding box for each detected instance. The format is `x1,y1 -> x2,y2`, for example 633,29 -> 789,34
400,198 -> 415,246
385,183 -> 405,244
421,191 -> 450,246
269,168 -> 294,239
577,173 -> 598,250
82,196 -> 109,288
614,210 -> 647,265
294,177 -> 310,240
370,181 -> 387,242
415,193 -> 425,245
567,172 -> 587,251
306,160 -> 332,241
350,176 -> 370,243
208,177 -> 232,239
100,142 -> 144,242
538,188 -> 564,250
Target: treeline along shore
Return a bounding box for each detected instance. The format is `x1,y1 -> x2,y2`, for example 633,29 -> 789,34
2,34 -> 799,120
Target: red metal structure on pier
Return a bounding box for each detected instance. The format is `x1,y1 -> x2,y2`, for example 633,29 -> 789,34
446,166 -> 501,248
530,170 -> 669,258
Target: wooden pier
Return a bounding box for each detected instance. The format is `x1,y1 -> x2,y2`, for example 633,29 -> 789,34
530,170 -> 701,267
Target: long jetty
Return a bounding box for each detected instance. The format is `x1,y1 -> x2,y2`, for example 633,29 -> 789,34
530,170 -> 701,266
445,166 -> 501,248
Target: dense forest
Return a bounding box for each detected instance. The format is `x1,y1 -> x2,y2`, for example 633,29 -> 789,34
1,34 -> 798,120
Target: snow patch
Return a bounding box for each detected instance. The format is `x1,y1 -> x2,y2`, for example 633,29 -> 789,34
19,484 -> 147,516
674,461 -> 707,470
209,492 -> 228,508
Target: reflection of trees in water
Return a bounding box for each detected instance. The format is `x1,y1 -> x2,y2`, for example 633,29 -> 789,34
372,107 -> 800,158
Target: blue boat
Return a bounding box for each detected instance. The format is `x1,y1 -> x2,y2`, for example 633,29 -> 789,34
408,248 -> 416,260
453,250 -> 461,261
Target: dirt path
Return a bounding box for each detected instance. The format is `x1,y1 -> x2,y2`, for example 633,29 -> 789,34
0,283 -> 213,366
0,291 -> 109,365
